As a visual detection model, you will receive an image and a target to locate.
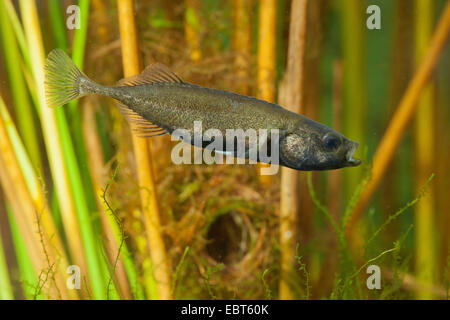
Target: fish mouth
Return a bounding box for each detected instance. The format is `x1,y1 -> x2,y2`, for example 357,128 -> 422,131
345,141 -> 361,167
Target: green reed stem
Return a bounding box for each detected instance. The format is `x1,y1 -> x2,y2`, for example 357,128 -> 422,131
17,0 -> 106,299
67,0 -> 100,218
340,0 -> 366,196
6,206 -> 42,299
3,0 -> 31,70
0,225 -> 14,300
48,0 -> 68,51
48,0 -> 118,299
0,1 -> 42,173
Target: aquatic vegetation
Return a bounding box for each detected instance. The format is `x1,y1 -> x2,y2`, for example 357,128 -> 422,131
0,0 -> 449,300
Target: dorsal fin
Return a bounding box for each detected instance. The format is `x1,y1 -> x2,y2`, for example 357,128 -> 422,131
117,63 -> 183,87
116,102 -> 167,138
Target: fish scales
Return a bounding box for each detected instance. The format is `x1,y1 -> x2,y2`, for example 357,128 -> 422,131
107,84 -> 294,134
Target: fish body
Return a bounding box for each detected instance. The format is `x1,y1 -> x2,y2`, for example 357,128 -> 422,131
105,83 -> 295,136
45,49 -> 361,170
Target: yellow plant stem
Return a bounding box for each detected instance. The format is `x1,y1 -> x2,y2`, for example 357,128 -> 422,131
347,1 -> 450,233
0,99 -> 74,299
92,0 -> 110,43
0,0 -> 42,174
257,0 -> 277,184
414,0 -> 436,300
18,0 -> 89,284
279,0 -> 308,300
0,98 -> 69,269
185,0 -> 202,61
117,0 -> 172,300
233,0 -> 252,95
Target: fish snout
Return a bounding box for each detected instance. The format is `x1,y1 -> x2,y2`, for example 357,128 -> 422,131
345,141 -> 361,167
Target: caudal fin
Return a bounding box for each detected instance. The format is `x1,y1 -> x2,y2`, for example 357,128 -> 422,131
45,49 -> 89,108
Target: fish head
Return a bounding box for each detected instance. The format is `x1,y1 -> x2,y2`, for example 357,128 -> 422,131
279,120 -> 361,171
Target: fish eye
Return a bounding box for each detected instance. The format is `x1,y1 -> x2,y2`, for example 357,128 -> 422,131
322,133 -> 341,151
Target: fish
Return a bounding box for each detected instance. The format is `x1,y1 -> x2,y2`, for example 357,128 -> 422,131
44,48 -> 361,171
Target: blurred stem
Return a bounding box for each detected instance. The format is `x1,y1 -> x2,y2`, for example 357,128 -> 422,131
3,0 -> 31,70
328,61 -> 344,218
82,99 -> 133,299
0,1 -> 42,174
381,0 -> 413,243
414,0 -> 436,300
67,0 -> 100,218
85,0 -> 140,300
232,0 -> 252,95
49,0 -> 120,299
117,0 -> 172,300
340,0 -> 366,199
279,0 -> 308,300
20,63 -> 40,116
103,198 -> 146,300
184,0 -> 202,61
0,98 -> 67,259
70,0 -> 90,85
44,3 -> 92,298
323,60 -> 343,294
59,1 -> 100,228
92,0 -> 110,43
18,0 -> 107,299
347,1 -> 450,232
0,96 -> 73,299
67,0 -> 89,119
383,269 -> 447,299
7,206 -> 41,299
0,227 -> 13,300
256,0 -> 277,184
298,0 -> 324,249
48,0 -> 68,51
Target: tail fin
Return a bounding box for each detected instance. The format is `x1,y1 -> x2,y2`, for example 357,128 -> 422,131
45,48 -> 90,108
